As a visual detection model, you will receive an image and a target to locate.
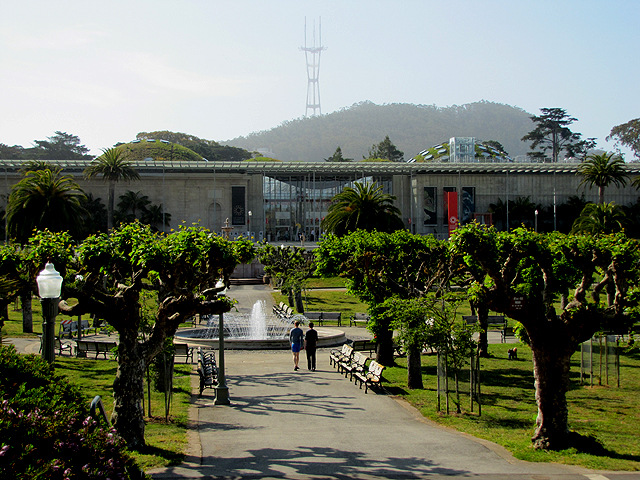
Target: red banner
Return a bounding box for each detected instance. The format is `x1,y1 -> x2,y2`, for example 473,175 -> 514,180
446,191 -> 458,236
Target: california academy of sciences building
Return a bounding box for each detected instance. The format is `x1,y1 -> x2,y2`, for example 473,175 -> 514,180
2,139 -> 640,242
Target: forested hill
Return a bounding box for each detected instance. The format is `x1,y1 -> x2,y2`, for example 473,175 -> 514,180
224,101 -> 534,162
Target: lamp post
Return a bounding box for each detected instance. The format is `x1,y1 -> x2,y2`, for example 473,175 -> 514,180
535,209 -> 539,232
248,210 -> 252,240
36,263 -> 63,365
214,279 -> 230,405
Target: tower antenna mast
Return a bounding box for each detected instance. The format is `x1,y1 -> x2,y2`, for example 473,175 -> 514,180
300,17 -> 326,117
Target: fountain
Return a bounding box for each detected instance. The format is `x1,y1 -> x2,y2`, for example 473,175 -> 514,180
175,300 -> 346,349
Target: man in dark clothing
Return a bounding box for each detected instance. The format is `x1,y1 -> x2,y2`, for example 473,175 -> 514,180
305,322 -> 319,371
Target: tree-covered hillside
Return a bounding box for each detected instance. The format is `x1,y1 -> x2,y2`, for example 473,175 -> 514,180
224,101 -> 534,162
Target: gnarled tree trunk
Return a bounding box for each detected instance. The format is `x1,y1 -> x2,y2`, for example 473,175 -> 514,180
406,343 -> 423,389
529,333 -> 575,450
111,327 -> 147,449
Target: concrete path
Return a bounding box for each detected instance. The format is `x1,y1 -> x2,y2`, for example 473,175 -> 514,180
147,347 -> 601,480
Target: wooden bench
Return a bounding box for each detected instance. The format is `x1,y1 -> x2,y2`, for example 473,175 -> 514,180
351,339 -> 376,356
174,343 -> 194,363
349,312 -> 370,327
76,340 -> 117,359
321,312 -> 342,327
197,348 -> 218,396
354,360 -> 386,393
304,312 -> 323,324
329,344 -> 353,368
340,351 -> 369,381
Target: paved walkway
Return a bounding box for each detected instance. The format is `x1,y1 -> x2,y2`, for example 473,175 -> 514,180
147,346 -> 607,480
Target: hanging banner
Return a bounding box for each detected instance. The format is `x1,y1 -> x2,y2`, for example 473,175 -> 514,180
446,191 -> 458,236
231,186 -> 246,226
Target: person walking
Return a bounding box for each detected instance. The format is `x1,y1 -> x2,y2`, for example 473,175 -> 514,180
305,322 -> 319,371
289,320 -> 304,371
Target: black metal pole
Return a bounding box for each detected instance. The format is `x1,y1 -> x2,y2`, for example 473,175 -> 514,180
40,297 -> 58,364
214,311 -> 230,405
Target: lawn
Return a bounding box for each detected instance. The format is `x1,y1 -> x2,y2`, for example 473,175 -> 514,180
385,343 -> 640,471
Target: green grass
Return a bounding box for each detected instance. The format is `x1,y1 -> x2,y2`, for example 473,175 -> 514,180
384,343 -> 640,471
53,356 -> 193,471
307,277 -> 346,289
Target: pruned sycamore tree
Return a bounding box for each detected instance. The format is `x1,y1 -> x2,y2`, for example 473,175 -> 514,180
450,223 -> 640,450
28,223 -> 255,448
315,230 -> 453,366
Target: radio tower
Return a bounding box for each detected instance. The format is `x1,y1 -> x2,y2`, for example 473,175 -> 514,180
300,17 -> 326,117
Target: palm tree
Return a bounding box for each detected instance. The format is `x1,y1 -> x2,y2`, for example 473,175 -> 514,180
577,152 -> 629,204
141,204 -> 171,232
84,147 -> 140,230
79,193 -> 108,237
571,202 -> 627,235
6,168 -> 87,243
321,182 -> 405,236
117,190 -> 151,222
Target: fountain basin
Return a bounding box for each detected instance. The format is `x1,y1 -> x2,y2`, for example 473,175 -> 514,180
175,327 -> 346,350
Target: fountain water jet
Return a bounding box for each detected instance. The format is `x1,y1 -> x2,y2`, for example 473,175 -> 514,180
175,300 -> 346,349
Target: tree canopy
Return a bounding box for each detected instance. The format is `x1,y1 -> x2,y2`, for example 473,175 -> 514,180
321,182 -> 405,236
33,132 -> 93,160
607,118 -> 640,162
577,152 -> 629,204
365,135 -> 404,162
7,168 -> 86,243
450,223 -> 640,449
521,108 -> 595,162
27,224 -> 255,448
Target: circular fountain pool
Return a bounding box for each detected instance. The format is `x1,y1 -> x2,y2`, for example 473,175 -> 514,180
175,300 -> 346,350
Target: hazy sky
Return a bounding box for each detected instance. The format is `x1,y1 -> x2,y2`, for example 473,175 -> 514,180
1,0 -> 638,157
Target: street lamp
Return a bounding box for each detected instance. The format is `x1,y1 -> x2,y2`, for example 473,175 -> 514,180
214,279 -> 230,405
535,209 -> 539,232
248,210 -> 252,240
36,263 -> 63,364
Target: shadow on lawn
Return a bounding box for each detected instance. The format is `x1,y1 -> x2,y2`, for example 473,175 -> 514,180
564,431 -> 640,462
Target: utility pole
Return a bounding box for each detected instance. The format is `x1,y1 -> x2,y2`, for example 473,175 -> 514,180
300,17 -> 326,117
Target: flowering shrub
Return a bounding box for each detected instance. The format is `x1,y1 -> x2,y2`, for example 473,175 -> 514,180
0,345 -> 145,479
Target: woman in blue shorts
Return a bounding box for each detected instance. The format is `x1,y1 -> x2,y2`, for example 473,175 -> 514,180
289,320 -> 304,371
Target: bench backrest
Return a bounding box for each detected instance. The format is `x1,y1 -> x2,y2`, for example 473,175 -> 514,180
353,313 -> 369,321
174,343 -> 190,354
323,312 -> 341,320
353,352 -> 368,367
369,360 -> 385,378
342,344 -> 353,356
305,312 -> 322,320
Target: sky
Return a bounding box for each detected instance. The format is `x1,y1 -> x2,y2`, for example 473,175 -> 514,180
1,0 -> 639,157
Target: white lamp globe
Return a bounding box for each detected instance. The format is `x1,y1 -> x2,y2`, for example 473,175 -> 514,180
36,263 -> 63,298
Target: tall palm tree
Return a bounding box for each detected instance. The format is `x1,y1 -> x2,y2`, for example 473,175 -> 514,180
571,202 -> 627,235
6,168 -> 87,243
321,182 -> 405,236
84,147 -> 140,230
577,152 -> 629,204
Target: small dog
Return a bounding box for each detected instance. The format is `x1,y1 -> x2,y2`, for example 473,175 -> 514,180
508,347 -> 518,360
